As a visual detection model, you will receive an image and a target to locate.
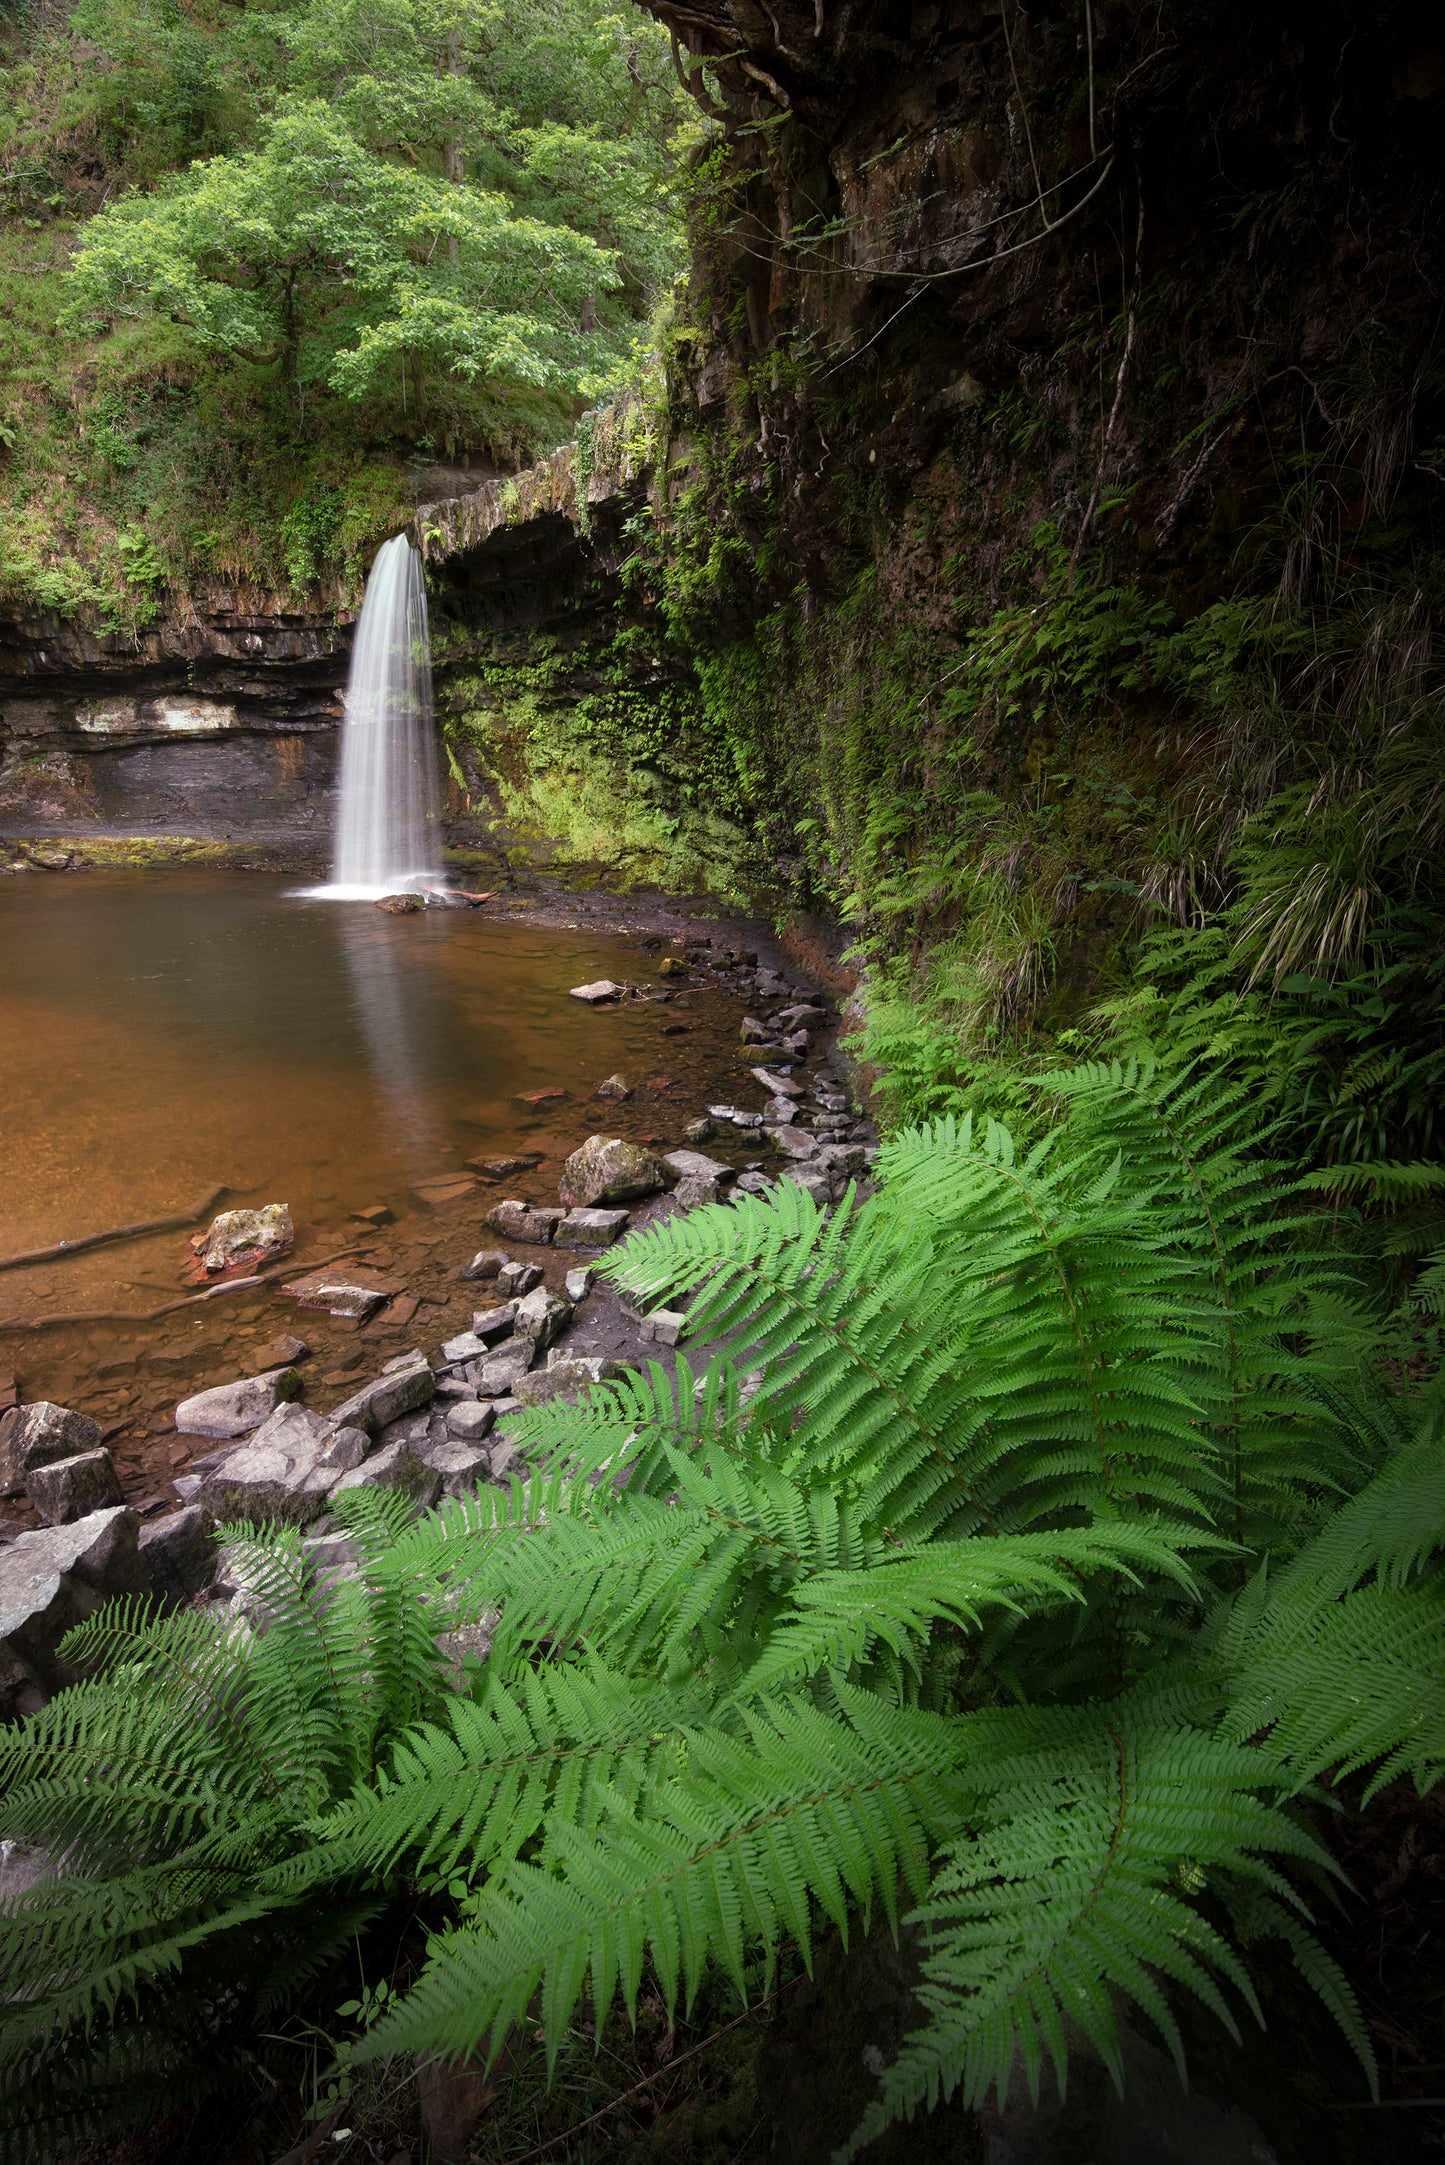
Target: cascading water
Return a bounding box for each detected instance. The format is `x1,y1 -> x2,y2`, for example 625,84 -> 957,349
312,535 -> 441,898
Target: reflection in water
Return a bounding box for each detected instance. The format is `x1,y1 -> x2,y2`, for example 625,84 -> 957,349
335,910 -> 446,1171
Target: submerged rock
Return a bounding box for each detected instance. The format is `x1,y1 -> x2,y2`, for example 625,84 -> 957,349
595,1073 -> 633,1099
461,1249 -> 509,1280
558,1135 -> 666,1207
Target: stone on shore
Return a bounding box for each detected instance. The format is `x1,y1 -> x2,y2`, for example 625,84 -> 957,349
0,1402 -> 103,1498
331,1439 -> 442,1509
497,1259 -> 543,1294
564,1266 -> 596,1301
513,1285 -> 572,1352
27,1448 -> 124,1526
815,1142 -> 868,1179
197,1204 -> 293,1274
569,979 -> 624,1003
475,1345 -> 535,1397
674,1172 -> 725,1210
139,1505 -> 216,1606
765,1098 -> 798,1125
558,1135 -> 665,1207
175,1366 -> 301,1441
639,1310 -> 686,1348
0,1507 -> 149,1718
469,1305 -> 516,1345
419,1439 -> 492,1498
663,1148 -> 731,1184
193,1405 -> 336,1527
784,1165 -> 832,1207
770,1127 -> 818,1161
513,1356 -> 624,1408
555,1206 -> 630,1248
735,1170 -> 776,1195
328,1354 -> 434,1436
446,1400 -> 496,1443
753,1067 -> 804,1098
460,1249 -> 508,1280
487,1199 -> 564,1244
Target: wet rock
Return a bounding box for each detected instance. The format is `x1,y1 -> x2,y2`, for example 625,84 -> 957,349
815,1143 -> 868,1180
27,1449 -> 124,1526
410,1174 -> 480,1211
0,1507 -> 149,1716
257,1334 -> 309,1366
376,892 -> 425,914
735,1170 -> 776,1196
659,955 -> 688,978
782,1031 -> 811,1058
198,1204 -> 294,1274
461,1249 -> 508,1280
487,1199 -> 563,1245
683,1116 -> 717,1142
752,1067 -> 803,1097
465,1153 -> 542,1181
139,1505 -> 216,1605
740,1016 -> 769,1044
441,1330 -> 492,1365
569,979 -> 624,1003
352,1203 -> 394,1226
318,1425 -> 370,1477
475,1345 -> 535,1397
639,1310 -> 686,1347
558,1136 -> 666,1207
446,1400 -> 496,1443
498,1259 -> 543,1295
0,1402 -> 103,1498
595,1073 -> 633,1099
555,1206 -> 630,1248
175,1366 -> 301,1441
663,1148 -> 731,1184
330,1439 -> 441,1509
731,1110 -> 765,1131
469,1304 -> 517,1345
513,1285 -> 572,1352
328,1355 -> 434,1436
766,1098 -> 798,1125
564,1265 -> 596,1301
776,1002 -> 825,1029
282,1274 -> 395,1320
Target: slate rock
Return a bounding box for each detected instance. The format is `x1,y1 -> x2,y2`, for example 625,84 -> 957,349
735,1170 -> 776,1196
0,1507 -> 148,1715
475,1344 -> 535,1397
558,1136 -> 666,1208
442,1330 -> 492,1364
0,1402 -> 103,1498
27,1448 -> 124,1526
639,1310 -> 686,1348
466,1154 -> 542,1181
569,979 -> 624,1003
595,1073 -> 633,1099
663,1148 -> 732,1183
555,1207 -> 630,1248
487,1199 -> 564,1245
193,1405 -> 335,1527
513,1356 -> 624,1409
740,1016 -> 769,1044
282,1274 -> 394,1320
814,1143 -> 868,1179
497,1259 -> 544,1294
674,1171 -> 725,1210
765,1098 -> 798,1125
460,1249 -> 508,1280
784,1166 -> 832,1206
683,1116 -> 717,1142
753,1067 -> 803,1098
446,1400 -> 496,1443
175,1366 -> 301,1441
139,1505 -> 217,1605
328,1356 -> 434,1436
564,1265 -> 596,1301
487,1437 -> 524,1482
513,1285 -> 573,1352
420,1439 -> 493,1497
318,1425 -> 370,1477
469,1304 -> 517,1345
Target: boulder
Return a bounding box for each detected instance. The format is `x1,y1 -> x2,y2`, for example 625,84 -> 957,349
785,1166 -> 832,1207
736,1170 -> 776,1196
0,1402 -> 103,1498
175,1366 -> 301,1441
555,1207 -> 630,1248
558,1136 -> 666,1207
376,892 -> 425,914
27,1449 -> 123,1526
420,1439 -> 493,1497
198,1204 -> 293,1274
815,1143 -> 868,1180
0,1507 -> 148,1716
569,979 -> 624,1003
446,1400 -> 496,1443
515,1356 -> 621,1408
513,1285 -> 573,1352
771,1128 -> 818,1161
564,1266 -> 596,1302
474,1345 -> 535,1397
139,1506 -> 217,1605
595,1073 -> 633,1099
328,1356 -> 434,1436
460,1249 -> 508,1281
498,1259 -> 544,1294
470,1305 -> 517,1345
318,1425 -> 370,1476
487,1199 -> 564,1245
330,1439 -> 441,1511
639,1310 -> 687,1348
193,1406 -> 336,1527
674,1172 -> 725,1211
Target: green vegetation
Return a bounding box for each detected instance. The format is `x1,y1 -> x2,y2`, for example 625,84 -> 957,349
4,1057 -> 1443,2157
0,0 -> 691,619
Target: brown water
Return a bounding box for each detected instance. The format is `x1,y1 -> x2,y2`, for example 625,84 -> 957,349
0,870 -> 812,1508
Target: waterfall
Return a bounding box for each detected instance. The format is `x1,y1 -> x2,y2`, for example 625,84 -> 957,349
320,536 -> 441,898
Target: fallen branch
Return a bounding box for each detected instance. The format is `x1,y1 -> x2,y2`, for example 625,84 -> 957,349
0,1184 -> 230,1276
0,1245 -> 365,1336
